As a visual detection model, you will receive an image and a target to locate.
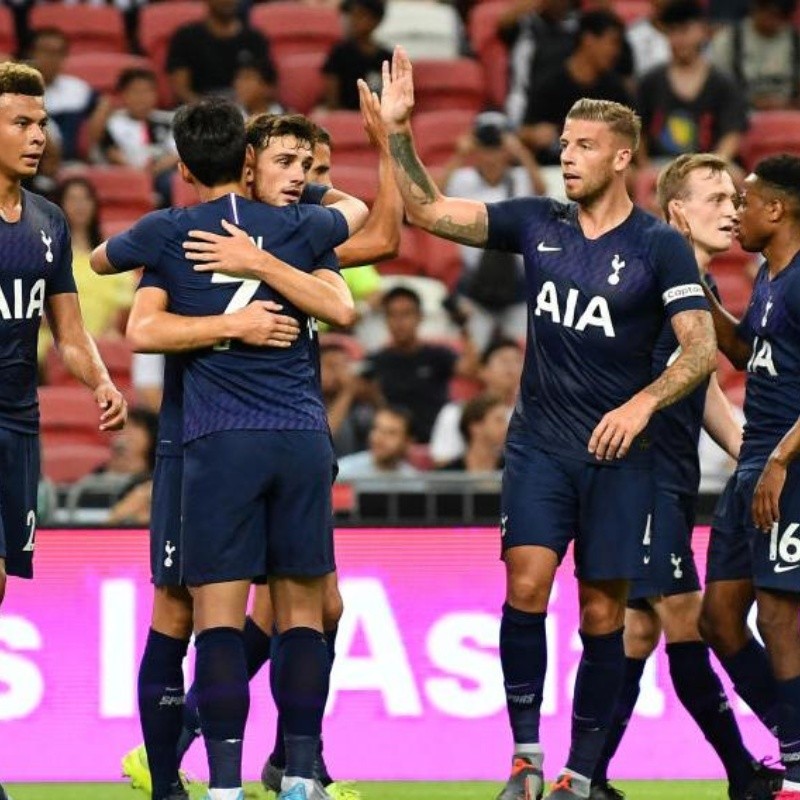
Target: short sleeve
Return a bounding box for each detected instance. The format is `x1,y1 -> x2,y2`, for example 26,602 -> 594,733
650,226 -> 709,317
47,215 -> 77,296
106,211 -> 173,274
305,206 -> 350,260
138,267 -> 166,291
301,183 -> 331,205
713,71 -> 749,137
486,197 -> 542,253
166,26 -> 194,73
314,248 -> 340,273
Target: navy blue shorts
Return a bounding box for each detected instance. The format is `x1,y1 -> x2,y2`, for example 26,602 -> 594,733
706,471 -> 754,584
0,429 -> 39,579
150,454 -> 183,587
501,442 -> 653,581
628,489 -> 701,602
746,462 -> 800,593
181,430 -> 336,586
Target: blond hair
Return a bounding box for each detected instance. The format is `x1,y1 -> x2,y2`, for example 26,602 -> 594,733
566,98 -> 641,151
657,153 -> 731,220
0,62 -> 45,98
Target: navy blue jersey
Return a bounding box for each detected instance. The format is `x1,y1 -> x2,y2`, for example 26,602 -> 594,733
0,189 -> 76,434
487,198 -> 708,464
651,275 -> 720,494
737,254 -> 800,471
107,193 -> 348,442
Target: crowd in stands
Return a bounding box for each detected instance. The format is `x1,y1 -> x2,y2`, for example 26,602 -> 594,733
19,0 -> 799,522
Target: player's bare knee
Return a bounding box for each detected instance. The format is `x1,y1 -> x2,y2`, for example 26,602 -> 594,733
151,585 -> 193,639
272,575 -> 326,633
250,584 -> 274,633
624,608 -> 660,658
506,573 -> 550,613
658,592 -> 702,644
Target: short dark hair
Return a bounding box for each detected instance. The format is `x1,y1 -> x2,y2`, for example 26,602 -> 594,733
116,67 -> 157,93
313,123 -> 332,149
754,154 -> 800,217
173,97 -> 247,188
459,393 -> 503,442
28,27 -> 68,53
481,336 -> 522,366
235,57 -> 277,86
382,285 -> 422,312
342,0 -> 386,22
54,176 -> 102,248
377,404 -> 414,437
577,9 -> 624,40
0,62 -> 45,98
246,112 -> 317,152
659,0 -> 706,26
753,0 -> 797,16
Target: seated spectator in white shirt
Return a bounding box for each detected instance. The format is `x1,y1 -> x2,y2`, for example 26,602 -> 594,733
430,337 -> 522,465
337,406 -> 419,480
101,68 -> 178,205
436,393 -> 508,472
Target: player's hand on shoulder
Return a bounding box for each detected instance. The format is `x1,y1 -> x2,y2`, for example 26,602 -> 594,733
588,393 -> 657,461
232,300 -> 300,348
752,456 -> 787,533
95,381 -> 127,431
379,46 -> 415,128
185,219 -> 262,278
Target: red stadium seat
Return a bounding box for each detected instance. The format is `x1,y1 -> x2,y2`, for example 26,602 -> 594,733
740,111 -> 800,171
62,53 -> 156,98
467,1 -> 510,108
330,164 -> 379,207
414,109 -> 475,167
412,59 -> 487,114
71,167 -> 155,224
39,386 -> 109,448
449,374 -> 482,402
0,5 -> 16,58
377,225 -> 425,277
582,0 -> 651,24
311,110 -> 377,169
277,51 -> 326,115
319,332 -> 365,361
632,165 -> 661,216
45,338 -> 134,397
138,1 -> 206,105
29,5 -> 127,54
418,229 -> 463,290
250,2 -> 343,62
42,443 -> 111,484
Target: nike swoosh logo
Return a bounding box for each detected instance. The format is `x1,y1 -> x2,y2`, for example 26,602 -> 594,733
537,242 -> 561,252
774,563 -> 800,573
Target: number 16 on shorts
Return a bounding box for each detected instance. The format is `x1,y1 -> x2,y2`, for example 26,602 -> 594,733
769,521 -> 800,574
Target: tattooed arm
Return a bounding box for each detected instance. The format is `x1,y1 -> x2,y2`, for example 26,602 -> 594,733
589,310 -> 717,461
367,49 -> 490,247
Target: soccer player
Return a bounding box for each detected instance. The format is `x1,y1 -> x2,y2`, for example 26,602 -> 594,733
590,154 -> 781,800
371,48 -> 718,800
91,98 -> 366,800
700,155 -> 800,800
0,61 -> 127,797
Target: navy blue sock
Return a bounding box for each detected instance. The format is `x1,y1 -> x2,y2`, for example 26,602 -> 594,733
194,627 -> 249,789
566,628 -> 625,779
270,627 -> 331,780
668,641 -> 754,791
269,633 -> 286,769
138,629 -> 189,800
316,626 -> 338,786
500,604 -> 547,745
243,616 -> 272,679
778,674 -> 800,782
593,656 -> 645,785
720,637 -> 780,735
175,683 -> 200,764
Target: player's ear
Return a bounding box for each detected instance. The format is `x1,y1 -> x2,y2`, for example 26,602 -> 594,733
177,161 -> 194,185
614,147 -> 632,172
667,197 -> 682,222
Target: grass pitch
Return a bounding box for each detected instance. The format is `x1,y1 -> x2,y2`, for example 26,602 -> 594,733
3,781 -> 729,799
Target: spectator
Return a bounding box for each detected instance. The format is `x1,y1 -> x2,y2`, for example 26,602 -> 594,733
638,0 -> 748,162
132,353 -> 164,413
437,393 -> 508,472
27,27 -> 109,160
519,10 -> 633,166
166,0 -> 275,105
498,0 -> 579,126
233,59 -> 283,118
430,336 -> 522,465
322,0 -> 391,111
626,0 -> 672,77
711,0 -> 800,111
336,405 -> 419,479
321,339 -> 381,457
364,286 -> 478,443
100,68 -> 179,205
440,112 -> 542,352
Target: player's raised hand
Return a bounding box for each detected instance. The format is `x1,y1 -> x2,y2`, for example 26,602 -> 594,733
752,457 -> 786,532
185,219 -> 261,278
379,46 -> 415,128
588,392 -> 656,461
95,380 -> 127,431
231,300 -> 301,348
358,79 -> 388,153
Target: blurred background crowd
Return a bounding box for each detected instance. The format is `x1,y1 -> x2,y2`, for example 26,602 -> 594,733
15,0 -> 791,525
